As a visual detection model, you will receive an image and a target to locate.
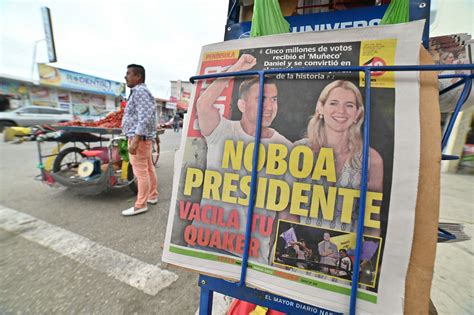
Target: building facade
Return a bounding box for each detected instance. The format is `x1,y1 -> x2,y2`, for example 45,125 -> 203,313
0,64 -> 125,118
169,80 -> 192,113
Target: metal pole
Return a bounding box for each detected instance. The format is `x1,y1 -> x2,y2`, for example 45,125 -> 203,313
31,39 -> 46,81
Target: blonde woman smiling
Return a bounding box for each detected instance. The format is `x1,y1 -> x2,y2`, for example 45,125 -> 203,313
295,80 -> 383,236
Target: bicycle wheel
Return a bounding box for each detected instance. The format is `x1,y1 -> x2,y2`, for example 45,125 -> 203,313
151,135 -> 160,166
52,147 -> 86,175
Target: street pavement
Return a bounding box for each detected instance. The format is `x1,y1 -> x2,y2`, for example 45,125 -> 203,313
431,173 -> 474,314
0,129 -> 203,314
0,129 -> 472,314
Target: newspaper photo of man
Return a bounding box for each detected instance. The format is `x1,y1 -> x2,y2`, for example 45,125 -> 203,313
190,53 -> 293,264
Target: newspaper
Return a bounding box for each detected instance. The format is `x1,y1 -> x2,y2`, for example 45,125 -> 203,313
163,20 -> 425,314
429,33 -> 474,112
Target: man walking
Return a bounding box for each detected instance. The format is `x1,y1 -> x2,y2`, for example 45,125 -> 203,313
173,112 -> 180,132
121,64 -> 158,216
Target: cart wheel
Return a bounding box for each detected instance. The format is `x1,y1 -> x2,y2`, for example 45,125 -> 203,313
127,163 -> 138,194
53,147 -> 86,174
152,135 -> 160,166
0,121 -> 15,132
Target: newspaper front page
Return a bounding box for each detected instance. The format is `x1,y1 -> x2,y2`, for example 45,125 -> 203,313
429,33 -> 473,112
163,20 -> 425,314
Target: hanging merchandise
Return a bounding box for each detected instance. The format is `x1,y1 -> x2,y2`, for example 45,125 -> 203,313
379,0 -> 410,25
118,138 -> 129,162
250,0 -> 290,37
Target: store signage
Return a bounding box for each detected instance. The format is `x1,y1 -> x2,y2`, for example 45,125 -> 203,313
225,5 -> 388,40
0,80 -> 29,96
166,102 -> 177,110
38,64 -> 125,96
41,7 -> 57,63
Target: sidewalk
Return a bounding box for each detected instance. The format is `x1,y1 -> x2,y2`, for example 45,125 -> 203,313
431,173 -> 473,314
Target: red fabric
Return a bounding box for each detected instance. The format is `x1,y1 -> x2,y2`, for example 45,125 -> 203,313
227,299 -> 286,315
177,101 -> 188,111
82,150 -> 105,157
82,147 -> 120,163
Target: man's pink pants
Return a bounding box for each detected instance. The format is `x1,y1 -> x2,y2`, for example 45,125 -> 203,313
128,139 -> 158,209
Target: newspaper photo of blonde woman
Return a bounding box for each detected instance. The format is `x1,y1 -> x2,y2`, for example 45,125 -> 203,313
295,80 -> 384,236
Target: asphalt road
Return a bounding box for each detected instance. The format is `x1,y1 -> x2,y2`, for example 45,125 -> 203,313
0,129 -> 202,314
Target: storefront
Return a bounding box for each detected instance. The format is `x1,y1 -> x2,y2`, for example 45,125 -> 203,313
0,65 -> 125,119
153,80 -> 192,124
155,97 -> 173,123
170,80 -> 191,113
37,64 -> 125,118
0,76 -> 31,111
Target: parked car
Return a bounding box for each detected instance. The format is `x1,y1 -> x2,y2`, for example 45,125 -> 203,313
80,110 -> 113,123
0,106 -> 73,131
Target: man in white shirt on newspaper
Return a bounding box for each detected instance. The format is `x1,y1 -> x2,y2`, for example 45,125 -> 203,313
194,53 -> 292,264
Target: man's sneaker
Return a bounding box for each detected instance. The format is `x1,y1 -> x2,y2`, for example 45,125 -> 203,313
122,206 -> 148,216
147,198 -> 158,205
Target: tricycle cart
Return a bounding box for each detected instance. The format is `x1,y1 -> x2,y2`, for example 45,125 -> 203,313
36,125 -> 163,195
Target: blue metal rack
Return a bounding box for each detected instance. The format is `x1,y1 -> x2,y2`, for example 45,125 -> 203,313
189,63 -> 474,315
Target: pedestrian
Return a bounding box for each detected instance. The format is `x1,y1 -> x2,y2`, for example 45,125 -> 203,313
121,64 -> 158,216
173,112 -> 180,132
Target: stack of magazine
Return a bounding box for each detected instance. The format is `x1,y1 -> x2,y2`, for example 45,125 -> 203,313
438,222 -> 470,243
429,33 -> 473,112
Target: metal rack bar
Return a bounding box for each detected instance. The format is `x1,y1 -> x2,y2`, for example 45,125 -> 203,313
439,76 -> 469,95
191,64 -> 474,84
440,74 -> 473,150
199,274 -> 342,315
199,283 -> 214,315
190,63 -> 474,315
349,69 -> 372,315
52,125 -> 122,135
239,71 -> 266,286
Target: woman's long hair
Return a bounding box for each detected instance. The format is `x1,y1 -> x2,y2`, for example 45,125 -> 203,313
439,52 -> 454,64
307,80 -> 364,169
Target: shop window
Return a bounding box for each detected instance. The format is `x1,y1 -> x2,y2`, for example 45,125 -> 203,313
18,107 -> 41,114
72,104 -> 90,116
58,90 -> 70,103
30,86 -> 56,107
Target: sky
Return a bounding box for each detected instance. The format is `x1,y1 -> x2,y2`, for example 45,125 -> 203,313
0,0 -> 229,98
1,0 -> 472,99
